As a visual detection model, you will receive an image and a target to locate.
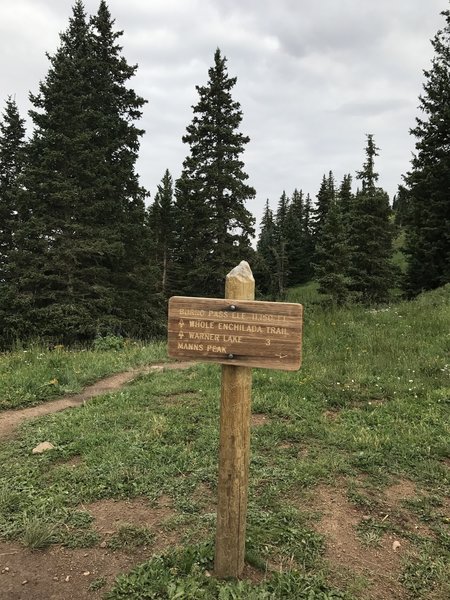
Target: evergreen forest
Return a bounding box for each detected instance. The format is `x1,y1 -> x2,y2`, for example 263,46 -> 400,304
0,1 -> 449,348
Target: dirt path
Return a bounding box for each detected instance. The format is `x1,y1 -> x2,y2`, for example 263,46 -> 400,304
0,361 -> 195,440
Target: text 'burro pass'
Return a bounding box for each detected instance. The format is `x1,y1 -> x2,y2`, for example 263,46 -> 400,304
168,296 -> 303,371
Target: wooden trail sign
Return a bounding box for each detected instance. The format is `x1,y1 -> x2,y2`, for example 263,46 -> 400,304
168,297 -> 302,371
167,261 -> 303,578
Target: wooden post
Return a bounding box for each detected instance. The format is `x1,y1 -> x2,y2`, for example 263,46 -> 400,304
214,261 -> 255,578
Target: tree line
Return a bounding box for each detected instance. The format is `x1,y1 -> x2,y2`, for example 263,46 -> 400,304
0,1 -> 449,346
255,135 -> 396,305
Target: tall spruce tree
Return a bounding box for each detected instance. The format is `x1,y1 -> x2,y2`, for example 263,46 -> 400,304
147,169 -> 176,298
255,200 -> 277,298
90,0 -> 159,337
403,9 -> 450,294
285,189 -> 303,286
0,98 -> 26,280
12,1 -> 94,342
12,1 -> 158,343
312,171 -> 335,245
285,188 -> 313,285
273,191 -> 290,298
392,184 -> 410,228
314,198 -> 352,305
174,48 -> 255,297
337,174 -> 353,231
348,135 -> 395,303
0,98 -> 26,343
302,193 -> 315,281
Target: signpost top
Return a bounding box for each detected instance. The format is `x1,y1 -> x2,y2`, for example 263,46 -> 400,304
168,295 -> 303,371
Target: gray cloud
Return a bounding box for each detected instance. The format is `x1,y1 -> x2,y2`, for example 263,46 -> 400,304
0,0 -> 447,229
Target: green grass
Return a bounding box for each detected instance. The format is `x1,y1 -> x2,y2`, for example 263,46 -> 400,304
0,339 -> 167,410
107,542 -> 350,599
108,524 -> 155,550
286,281 -> 321,305
0,285 -> 449,598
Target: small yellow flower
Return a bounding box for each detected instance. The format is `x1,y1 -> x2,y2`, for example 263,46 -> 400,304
48,378 -> 59,385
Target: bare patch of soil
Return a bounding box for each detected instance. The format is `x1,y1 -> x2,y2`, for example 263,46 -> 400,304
85,496 -> 176,545
0,361 -> 196,440
0,496 -> 181,600
349,478 -> 434,539
312,485 -> 408,600
239,563 -> 267,584
380,479 -> 436,538
384,479 -> 417,505
251,413 -> 270,427
1,541 -> 138,600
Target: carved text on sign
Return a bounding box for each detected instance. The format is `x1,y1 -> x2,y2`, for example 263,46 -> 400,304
168,296 -> 303,371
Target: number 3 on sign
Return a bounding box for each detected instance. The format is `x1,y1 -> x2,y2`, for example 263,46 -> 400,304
265,339 -> 271,346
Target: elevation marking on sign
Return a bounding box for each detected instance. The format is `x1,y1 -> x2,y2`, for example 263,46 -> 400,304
168,296 -> 303,371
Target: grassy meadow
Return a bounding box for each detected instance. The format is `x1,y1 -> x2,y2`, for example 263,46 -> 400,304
0,338 -> 167,410
0,285 -> 449,598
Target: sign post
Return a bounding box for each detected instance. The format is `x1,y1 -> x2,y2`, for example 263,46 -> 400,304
214,261 -> 254,578
167,261 -> 303,578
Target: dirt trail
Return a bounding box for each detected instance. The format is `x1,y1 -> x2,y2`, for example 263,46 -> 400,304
0,361 -> 195,440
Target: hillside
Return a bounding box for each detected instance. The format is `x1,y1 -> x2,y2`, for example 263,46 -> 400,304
0,286 -> 449,599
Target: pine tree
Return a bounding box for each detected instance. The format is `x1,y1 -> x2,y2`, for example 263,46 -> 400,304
348,135 -> 395,303
392,185 -> 410,228
285,188 -> 313,285
313,175 -> 354,305
273,191 -> 290,298
148,169 -> 176,298
12,1 -> 95,342
302,193 -> 315,281
13,1 -> 159,343
89,0 -> 159,338
337,174 -> 353,231
0,98 -> 26,279
314,197 -> 352,305
312,171 -> 335,244
285,189 -> 303,286
356,135 -> 379,192
174,48 -> 255,297
0,98 -> 26,343
403,9 -> 450,294
255,200 -> 277,297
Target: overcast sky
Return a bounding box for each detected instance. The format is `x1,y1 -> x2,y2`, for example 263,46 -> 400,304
0,0 -> 447,229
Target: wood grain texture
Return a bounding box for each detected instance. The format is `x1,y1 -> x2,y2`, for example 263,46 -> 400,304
214,261 -> 254,578
168,295 -> 303,371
